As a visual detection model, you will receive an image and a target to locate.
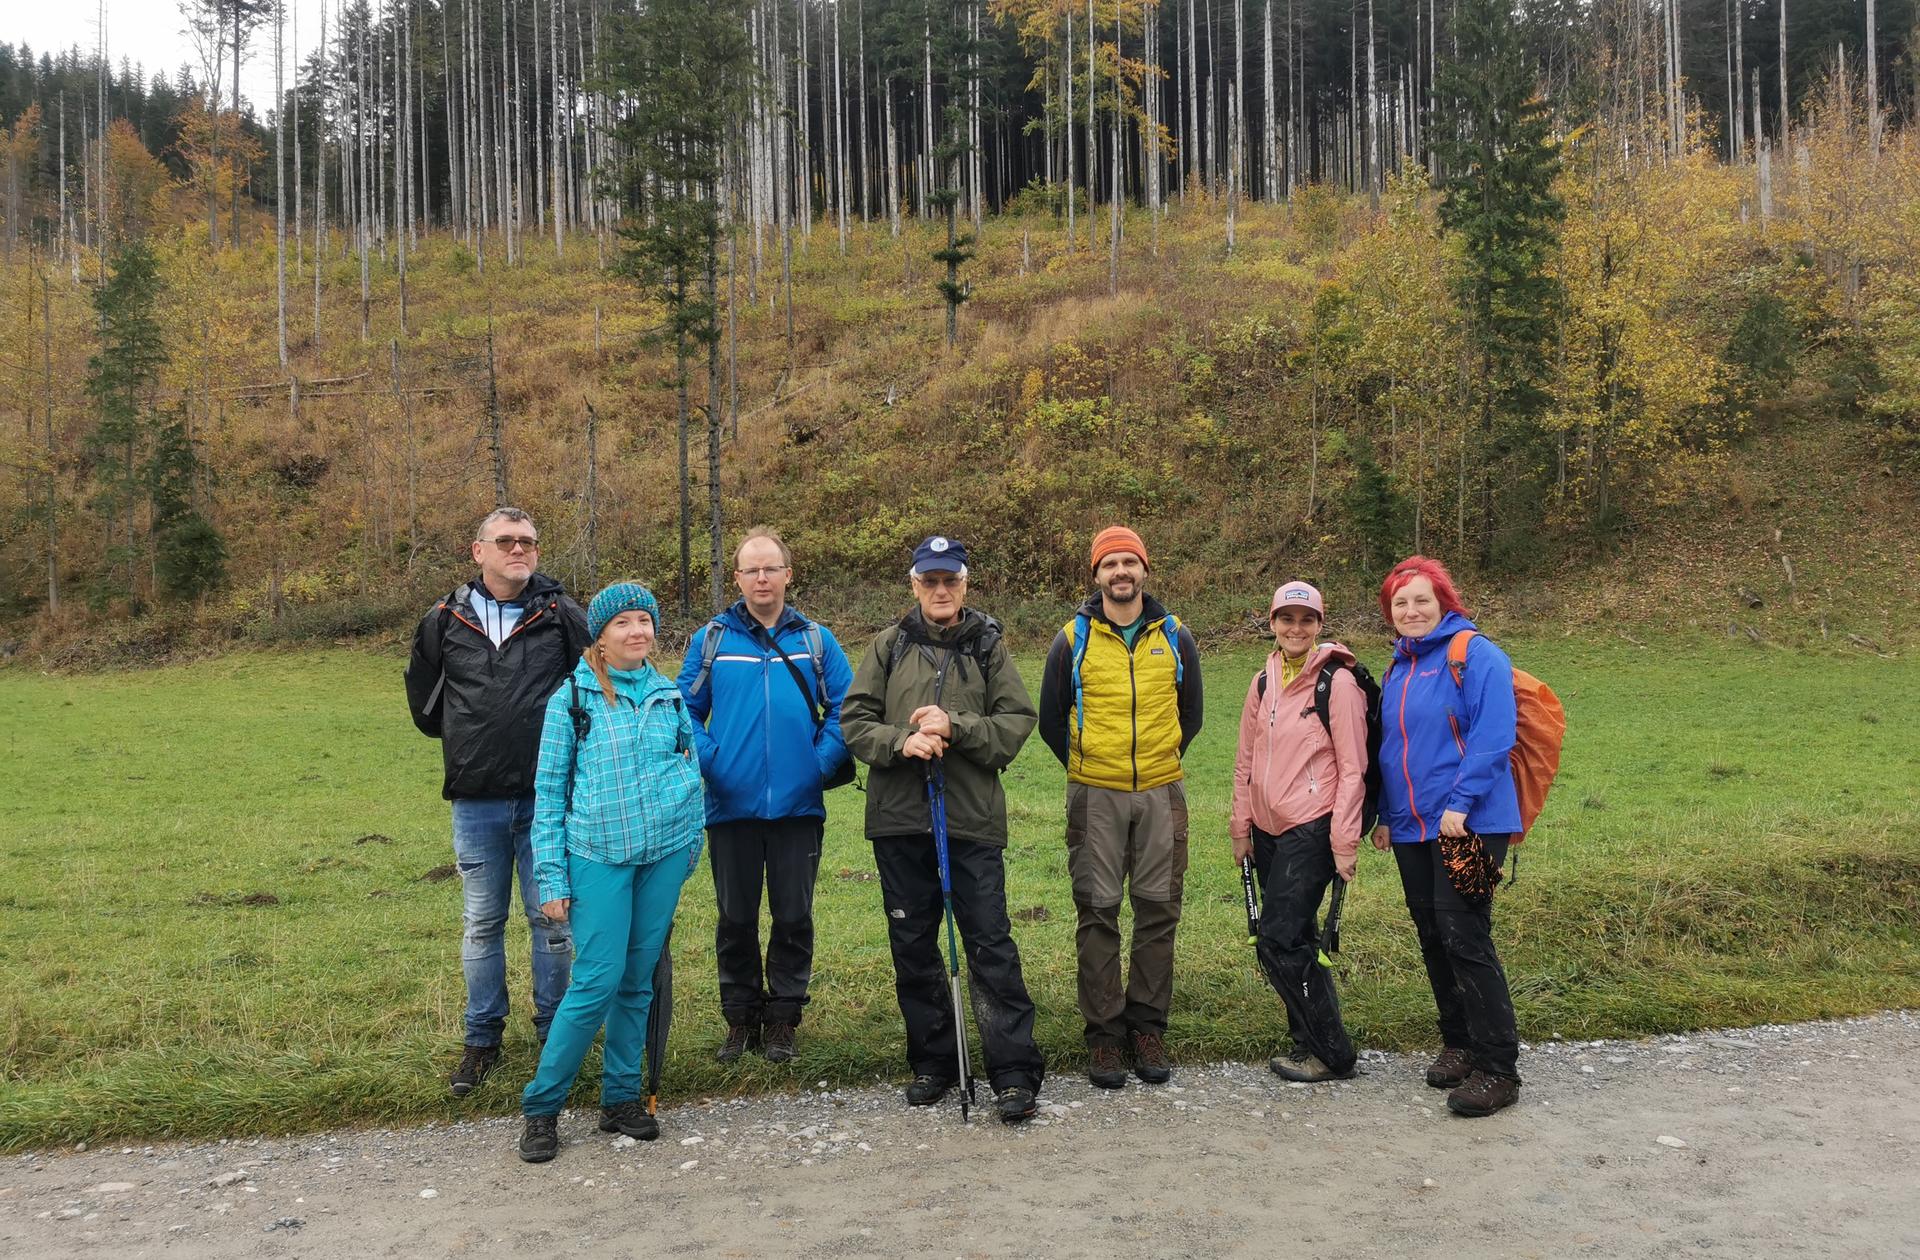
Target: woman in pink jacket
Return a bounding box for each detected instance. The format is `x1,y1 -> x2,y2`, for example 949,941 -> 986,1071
1230,581 -> 1368,1082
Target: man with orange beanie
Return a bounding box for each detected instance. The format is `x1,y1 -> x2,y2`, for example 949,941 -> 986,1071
1037,526 -> 1203,1088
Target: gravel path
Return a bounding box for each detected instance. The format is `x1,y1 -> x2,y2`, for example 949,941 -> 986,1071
5,1011 -> 1916,1259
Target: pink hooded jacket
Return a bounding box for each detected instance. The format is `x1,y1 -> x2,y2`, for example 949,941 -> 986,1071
1229,642 -> 1368,861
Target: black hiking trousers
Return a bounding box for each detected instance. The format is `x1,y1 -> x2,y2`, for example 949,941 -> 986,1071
871,834 -> 1046,1094
708,818 -> 825,1029
1394,835 -> 1520,1081
1252,816 -> 1357,1075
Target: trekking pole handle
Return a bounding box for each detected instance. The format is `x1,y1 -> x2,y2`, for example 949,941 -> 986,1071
1238,855 -> 1259,945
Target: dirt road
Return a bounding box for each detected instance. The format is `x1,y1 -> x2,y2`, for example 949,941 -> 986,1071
5,1012 -> 1915,1259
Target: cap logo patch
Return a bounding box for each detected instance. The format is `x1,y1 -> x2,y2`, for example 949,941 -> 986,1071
1285,590 -> 1310,601
929,537 -> 950,552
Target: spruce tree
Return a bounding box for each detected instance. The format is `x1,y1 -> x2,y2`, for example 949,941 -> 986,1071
1433,0 -> 1564,568
83,241 -> 169,610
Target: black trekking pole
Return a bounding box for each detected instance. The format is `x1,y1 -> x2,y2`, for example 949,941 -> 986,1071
1317,880 -> 1347,967
1238,855 -> 1260,946
646,925 -> 674,1118
925,757 -> 977,1121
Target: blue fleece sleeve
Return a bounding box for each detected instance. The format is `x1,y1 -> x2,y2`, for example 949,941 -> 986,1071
814,628 -> 853,780
676,625 -> 720,772
1445,636 -> 1517,817
531,691 -> 577,903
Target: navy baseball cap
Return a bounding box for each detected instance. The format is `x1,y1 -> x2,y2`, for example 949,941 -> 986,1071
910,535 -> 968,575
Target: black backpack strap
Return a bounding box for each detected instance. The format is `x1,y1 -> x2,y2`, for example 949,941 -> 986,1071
1312,664 -> 1341,735
764,623 -> 827,731
564,676 -> 591,813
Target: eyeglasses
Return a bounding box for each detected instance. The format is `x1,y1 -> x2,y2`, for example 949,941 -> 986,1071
735,566 -> 790,580
481,536 -> 539,553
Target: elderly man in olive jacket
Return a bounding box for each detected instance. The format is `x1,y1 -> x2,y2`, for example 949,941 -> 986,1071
841,535 -> 1046,1124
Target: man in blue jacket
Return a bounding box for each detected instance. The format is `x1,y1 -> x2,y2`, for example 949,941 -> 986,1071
679,527 -> 853,1064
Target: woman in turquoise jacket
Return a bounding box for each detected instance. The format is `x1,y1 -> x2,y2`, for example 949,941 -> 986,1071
517,582 -> 705,1163
1372,556 -> 1522,1119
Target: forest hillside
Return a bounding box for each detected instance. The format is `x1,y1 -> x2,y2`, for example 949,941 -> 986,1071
1,1 -> 1916,664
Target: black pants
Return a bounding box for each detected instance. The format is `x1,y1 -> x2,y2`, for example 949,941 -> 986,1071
708,817 -> 824,1027
1252,817 -> 1357,1075
1394,836 -> 1520,1080
872,834 -> 1046,1094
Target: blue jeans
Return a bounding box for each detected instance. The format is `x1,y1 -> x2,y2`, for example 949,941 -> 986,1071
451,795 -> 573,1046
522,843 -> 701,1116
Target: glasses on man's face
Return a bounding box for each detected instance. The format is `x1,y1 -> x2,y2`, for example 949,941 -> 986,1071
914,573 -> 964,590
482,536 -> 539,553
735,566 -> 789,580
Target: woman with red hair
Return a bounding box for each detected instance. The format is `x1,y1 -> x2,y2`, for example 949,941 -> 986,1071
1373,556 -> 1523,1117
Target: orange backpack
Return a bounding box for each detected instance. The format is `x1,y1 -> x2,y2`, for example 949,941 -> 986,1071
1446,631 -> 1566,840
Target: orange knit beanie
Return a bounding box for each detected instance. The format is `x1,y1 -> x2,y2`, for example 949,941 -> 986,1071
1089,525 -> 1148,571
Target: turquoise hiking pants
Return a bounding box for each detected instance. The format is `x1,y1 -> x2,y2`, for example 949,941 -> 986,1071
521,843 -> 701,1117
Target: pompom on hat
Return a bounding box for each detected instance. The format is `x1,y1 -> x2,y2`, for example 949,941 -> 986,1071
587,581 -> 661,640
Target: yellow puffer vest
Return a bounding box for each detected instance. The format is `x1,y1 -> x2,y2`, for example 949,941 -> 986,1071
1066,611 -> 1186,791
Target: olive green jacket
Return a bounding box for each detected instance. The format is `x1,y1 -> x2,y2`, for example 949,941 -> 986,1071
841,609 -> 1037,847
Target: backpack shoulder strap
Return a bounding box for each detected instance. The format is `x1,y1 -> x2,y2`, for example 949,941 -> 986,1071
1312,661 -> 1342,735
1255,667 -> 1268,700
972,615 -> 1003,682
687,617 -> 729,698
1162,613 -> 1185,686
1068,612 -> 1093,732
564,675 -> 591,814
1446,629 -> 1479,689
802,620 -> 827,699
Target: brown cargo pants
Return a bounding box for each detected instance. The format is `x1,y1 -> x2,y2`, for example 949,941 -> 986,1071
1064,780 -> 1189,1049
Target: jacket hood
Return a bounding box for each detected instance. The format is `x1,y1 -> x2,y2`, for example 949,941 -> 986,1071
1267,640 -> 1357,678
1076,591 -> 1173,629
1394,610 -> 1478,660
902,606 -> 998,647
722,599 -> 808,636
570,655 -> 676,702
453,570 -> 568,609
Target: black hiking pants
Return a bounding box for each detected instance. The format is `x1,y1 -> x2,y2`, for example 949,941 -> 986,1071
1395,835 -> 1520,1080
1252,816 -> 1357,1075
708,818 -> 825,1028
872,834 -> 1046,1094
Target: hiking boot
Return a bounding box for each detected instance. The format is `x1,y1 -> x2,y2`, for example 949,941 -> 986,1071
1425,1046 -> 1473,1090
598,1100 -> 660,1141
449,1043 -> 500,1098
1087,1045 -> 1129,1090
763,1023 -> 798,1063
1447,1070 -> 1521,1117
716,1023 -> 759,1064
1269,1049 -> 1356,1083
517,1114 -> 559,1163
904,1074 -> 955,1106
1129,1031 -> 1173,1084
995,1085 -> 1037,1124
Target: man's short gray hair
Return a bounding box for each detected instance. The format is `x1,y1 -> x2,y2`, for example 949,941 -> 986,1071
476,507 -> 536,541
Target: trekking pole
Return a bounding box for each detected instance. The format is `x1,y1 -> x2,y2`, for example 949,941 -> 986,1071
645,925 -> 674,1117
1238,855 -> 1260,946
1317,879 -> 1347,968
925,757 -> 977,1120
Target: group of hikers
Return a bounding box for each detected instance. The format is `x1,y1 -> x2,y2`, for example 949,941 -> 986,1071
405,510 -> 1537,1165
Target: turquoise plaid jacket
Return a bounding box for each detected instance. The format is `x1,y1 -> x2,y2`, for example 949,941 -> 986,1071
531,657 -> 706,903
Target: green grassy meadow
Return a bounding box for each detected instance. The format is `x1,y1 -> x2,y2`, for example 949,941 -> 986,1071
2,638 -> 1917,1150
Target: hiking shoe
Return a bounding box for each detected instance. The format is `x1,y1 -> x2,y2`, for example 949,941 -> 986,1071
449,1043 -> 500,1098
995,1086 -> 1037,1124
1129,1031 -> 1173,1084
598,1100 -> 660,1141
716,1023 -> 759,1064
517,1114 -> 559,1163
763,1023 -> 798,1063
1087,1045 -> 1129,1090
1269,1049 -> 1356,1083
1425,1046 -> 1473,1090
904,1074 -> 955,1106
1447,1070 -> 1521,1117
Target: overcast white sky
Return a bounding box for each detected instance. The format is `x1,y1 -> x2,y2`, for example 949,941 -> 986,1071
7,1 -> 309,118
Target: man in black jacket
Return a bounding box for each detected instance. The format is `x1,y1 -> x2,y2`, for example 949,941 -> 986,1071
405,508 -> 589,1097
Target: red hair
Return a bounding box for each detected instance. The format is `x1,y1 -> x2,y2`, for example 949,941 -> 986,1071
1378,555 -> 1469,623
